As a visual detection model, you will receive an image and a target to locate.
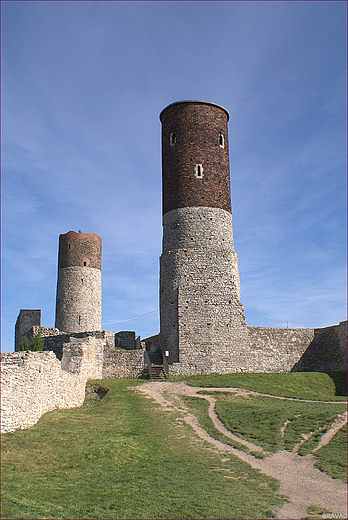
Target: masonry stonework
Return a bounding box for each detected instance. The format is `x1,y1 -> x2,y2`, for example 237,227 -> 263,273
55,231 -> 102,333
1,335 -> 146,433
1,350 -> 88,433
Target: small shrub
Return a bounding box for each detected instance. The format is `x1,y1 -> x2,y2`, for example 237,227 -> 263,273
19,332 -> 44,352
19,336 -> 29,351
30,332 -> 44,351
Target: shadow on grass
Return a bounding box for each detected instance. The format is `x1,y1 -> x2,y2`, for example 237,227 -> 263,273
325,372 -> 347,396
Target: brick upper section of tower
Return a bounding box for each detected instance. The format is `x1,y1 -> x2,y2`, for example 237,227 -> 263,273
58,231 -> 102,270
160,101 -> 232,216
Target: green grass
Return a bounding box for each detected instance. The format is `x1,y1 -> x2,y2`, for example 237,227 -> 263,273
179,372 -> 347,401
183,391 -> 346,455
211,393 -> 346,453
2,373 -> 346,519
181,385 -> 347,481
1,379 -> 286,520
182,395 -> 251,452
309,424 -> 347,482
302,504 -> 333,519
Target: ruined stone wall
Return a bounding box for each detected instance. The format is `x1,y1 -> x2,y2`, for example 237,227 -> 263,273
1,330 -> 147,433
1,351 -> 87,433
290,321 -> 347,372
22,327 -> 114,361
115,331 -> 137,349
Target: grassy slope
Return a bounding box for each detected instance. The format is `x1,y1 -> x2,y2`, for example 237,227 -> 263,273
1,379 -> 285,520
180,372 -> 347,401
181,372 -> 347,482
214,395 -> 346,453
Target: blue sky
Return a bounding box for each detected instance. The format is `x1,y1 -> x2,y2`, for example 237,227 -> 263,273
1,1 -> 346,352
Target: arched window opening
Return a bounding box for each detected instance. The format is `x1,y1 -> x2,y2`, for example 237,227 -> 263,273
219,133 -> 225,148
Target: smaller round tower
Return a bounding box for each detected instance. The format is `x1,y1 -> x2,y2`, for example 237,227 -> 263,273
55,230 -> 102,332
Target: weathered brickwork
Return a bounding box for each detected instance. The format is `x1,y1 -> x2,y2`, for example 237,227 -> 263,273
57,231 -> 101,269
160,101 -> 231,215
55,231 -> 102,333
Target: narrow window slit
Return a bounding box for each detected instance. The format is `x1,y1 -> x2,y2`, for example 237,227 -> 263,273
195,164 -> 203,179
170,133 -> 177,147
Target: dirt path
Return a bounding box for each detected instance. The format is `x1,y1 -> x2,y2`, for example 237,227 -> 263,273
135,381 -> 347,520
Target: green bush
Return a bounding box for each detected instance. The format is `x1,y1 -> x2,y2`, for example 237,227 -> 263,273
19,331 -> 44,352
18,336 -> 29,351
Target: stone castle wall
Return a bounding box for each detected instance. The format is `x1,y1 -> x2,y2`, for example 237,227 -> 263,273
2,321 -> 346,434
14,309 -> 41,351
1,351 -> 87,433
102,346 -> 144,379
1,332 -> 146,434
168,321 -> 347,376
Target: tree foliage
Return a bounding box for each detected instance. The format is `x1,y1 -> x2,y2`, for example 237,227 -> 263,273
19,331 -> 44,352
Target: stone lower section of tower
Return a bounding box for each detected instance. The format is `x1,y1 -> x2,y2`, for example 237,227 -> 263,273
160,206 -> 248,366
56,266 -> 101,332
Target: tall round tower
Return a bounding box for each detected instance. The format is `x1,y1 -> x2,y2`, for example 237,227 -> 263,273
159,101 -> 246,369
55,230 -> 102,332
